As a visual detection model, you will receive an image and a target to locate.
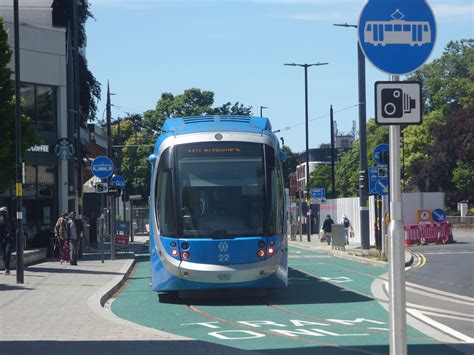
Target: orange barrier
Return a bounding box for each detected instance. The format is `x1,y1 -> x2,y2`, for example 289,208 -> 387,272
403,222 -> 453,246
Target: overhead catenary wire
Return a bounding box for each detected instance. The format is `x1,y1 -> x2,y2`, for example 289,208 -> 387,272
280,103 -> 360,131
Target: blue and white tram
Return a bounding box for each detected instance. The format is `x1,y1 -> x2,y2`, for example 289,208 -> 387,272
148,115 -> 288,292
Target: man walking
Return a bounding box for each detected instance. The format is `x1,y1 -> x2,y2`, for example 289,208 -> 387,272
67,211 -> 79,265
0,206 -> 14,275
54,210 -> 68,263
322,214 -> 335,246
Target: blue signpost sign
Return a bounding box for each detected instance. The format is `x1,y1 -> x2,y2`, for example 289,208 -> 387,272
91,156 -> 114,179
368,167 -> 379,194
311,188 -> 325,199
432,208 -> 446,222
369,167 -> 389,196
111,175 -> 126,190
373,144 -> 389,166
374,178 -> 389,196
358,0 -> 437,75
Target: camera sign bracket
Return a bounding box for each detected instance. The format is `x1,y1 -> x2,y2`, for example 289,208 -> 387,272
375,81 -> 422,125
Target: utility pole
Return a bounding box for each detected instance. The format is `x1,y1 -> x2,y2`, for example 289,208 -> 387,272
13,0 -> 24,284
333,23 -> 369,249
284,62 -> 328,242
73,0 -> 82,217
330,105 -> 336,199
106,82 -> 116,260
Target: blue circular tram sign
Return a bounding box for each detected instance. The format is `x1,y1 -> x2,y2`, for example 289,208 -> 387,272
358,0 -> 437,75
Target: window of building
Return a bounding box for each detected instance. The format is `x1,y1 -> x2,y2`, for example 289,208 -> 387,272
20,83 -> 56,131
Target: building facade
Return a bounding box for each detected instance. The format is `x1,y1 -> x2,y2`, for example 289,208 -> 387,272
0,2 -> 73,248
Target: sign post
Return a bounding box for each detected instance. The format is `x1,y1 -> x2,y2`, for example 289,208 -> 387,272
359,1 -> 436,354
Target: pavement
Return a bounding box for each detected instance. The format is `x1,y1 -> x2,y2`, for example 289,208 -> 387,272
288,234 -> 413,267
0,234 -> 409,355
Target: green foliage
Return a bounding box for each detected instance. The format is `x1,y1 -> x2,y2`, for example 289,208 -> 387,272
0,17 -> 37,193
309,165 -> 333,197
332,39 -> 473,208
335,142 -> 360,197
403,39 -> 473,207
142,88 -> 252,133
118,89 -> 252,196
408,39 -> 473,113
453,161 -> 474,201
281,145 -> 298,188
334,119 -> 388,197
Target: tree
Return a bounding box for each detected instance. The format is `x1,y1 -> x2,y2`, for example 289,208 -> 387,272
281,145 -> 298,188
408,39 -> 473,113
309,165 -> 333,197
404,39 -> 473,208
0,17 -> 37,193
334,119 -> 389,197
142,88 -> 252,133
117,89 -> 253,197
52,0 -> 101,122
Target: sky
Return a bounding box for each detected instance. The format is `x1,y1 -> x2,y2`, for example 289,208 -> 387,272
85,0 -> 473,153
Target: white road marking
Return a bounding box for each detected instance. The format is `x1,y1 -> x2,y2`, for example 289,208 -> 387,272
407,309 -> 474,343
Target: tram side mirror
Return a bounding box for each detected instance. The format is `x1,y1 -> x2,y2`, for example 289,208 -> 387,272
147,154 -> 156,163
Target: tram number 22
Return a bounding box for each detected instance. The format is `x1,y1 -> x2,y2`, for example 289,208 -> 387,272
219,254 -> 230,262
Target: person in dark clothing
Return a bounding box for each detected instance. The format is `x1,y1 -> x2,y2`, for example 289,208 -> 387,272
322,214 -> 335,245
0,206 -> 14,275
67,211 -> 79,265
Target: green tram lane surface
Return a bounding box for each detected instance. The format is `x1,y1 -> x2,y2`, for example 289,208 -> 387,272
111,246 -> 467,354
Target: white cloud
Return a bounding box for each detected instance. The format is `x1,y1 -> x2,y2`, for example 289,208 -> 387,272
431,4 -> 474,22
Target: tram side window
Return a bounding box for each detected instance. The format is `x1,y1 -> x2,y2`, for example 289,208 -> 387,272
156,170 -> 176,235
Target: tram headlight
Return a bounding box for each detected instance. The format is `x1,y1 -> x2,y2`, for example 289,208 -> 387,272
182,251 -> 190,260
171,249 -> 179,257
181,241 -> 189,250
257,249 -> 265,258
267,247 -> 275,255
258,240 -> 265,248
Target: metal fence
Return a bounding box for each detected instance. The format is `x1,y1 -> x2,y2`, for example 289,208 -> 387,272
447,216 -> 474,229
133,207 -> 150,235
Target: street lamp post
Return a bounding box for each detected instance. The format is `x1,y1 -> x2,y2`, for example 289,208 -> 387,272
284,62 -> 328,242
259,106 -> 268,117
334,23 -> 370,250
13,0 -> 24,284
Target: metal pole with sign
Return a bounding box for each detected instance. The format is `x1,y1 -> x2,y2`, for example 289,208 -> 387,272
358,0 -> 436,353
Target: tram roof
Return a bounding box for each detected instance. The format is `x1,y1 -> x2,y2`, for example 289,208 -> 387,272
161,115 -> 273,135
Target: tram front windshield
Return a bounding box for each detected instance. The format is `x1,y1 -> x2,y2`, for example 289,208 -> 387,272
177,142 -> 265,237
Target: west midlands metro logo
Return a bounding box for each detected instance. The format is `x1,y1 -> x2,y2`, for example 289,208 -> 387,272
218,242 -> 229,253
358,0 -> 437,75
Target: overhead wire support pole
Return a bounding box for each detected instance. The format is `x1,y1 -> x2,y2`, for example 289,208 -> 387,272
13,0 -> 24,284
73,0 -> 82,217
333,22 -> 370,250
284,62 -> 328,242
330,105 -> 336,199
106,82 -> 116,260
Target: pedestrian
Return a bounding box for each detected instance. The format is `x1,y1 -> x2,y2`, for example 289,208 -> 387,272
322,214 -> 335,245
67,211 -> 79,265
54,210 -> 69,263
340,214 -> 352,245
0,206 -> 14,275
